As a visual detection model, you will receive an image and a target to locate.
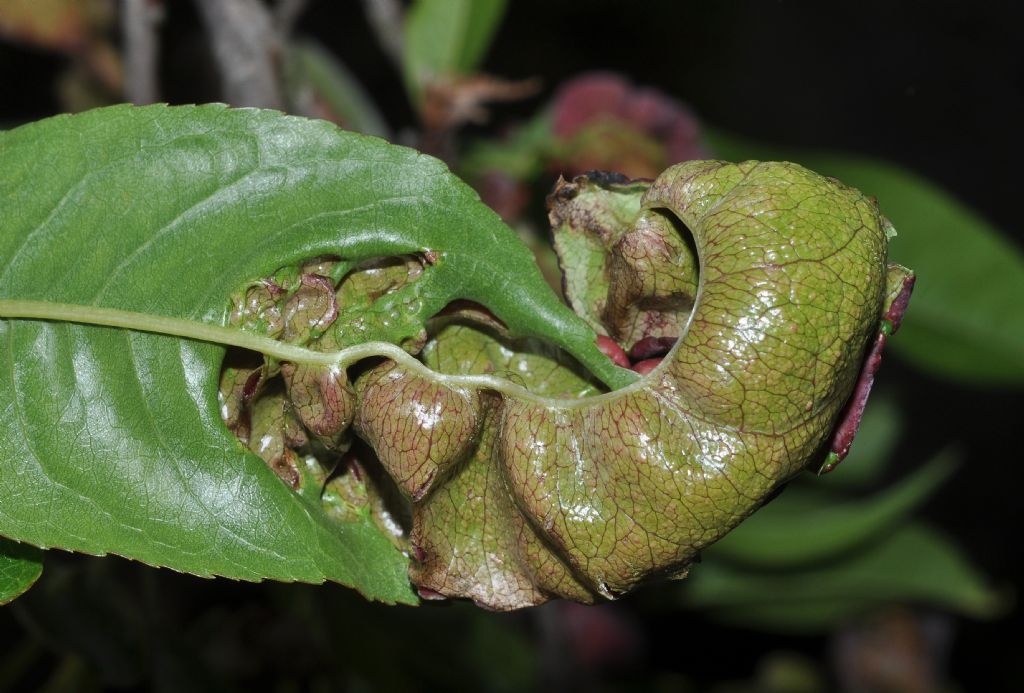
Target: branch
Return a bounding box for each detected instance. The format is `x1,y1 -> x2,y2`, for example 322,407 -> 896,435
274,0 -> 310,38
194,0 -> 283,109
121,0 -> 163,104
360,0 -> 404,67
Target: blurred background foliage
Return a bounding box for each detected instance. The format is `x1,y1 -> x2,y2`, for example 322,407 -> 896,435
0,0 -> 1020,690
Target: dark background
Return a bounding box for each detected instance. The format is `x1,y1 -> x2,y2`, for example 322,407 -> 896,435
1,1 -> 1021,689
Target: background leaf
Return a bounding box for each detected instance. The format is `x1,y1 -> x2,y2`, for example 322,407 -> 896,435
684,523 -> 1001,633
707,451 -> 957,569
708,130 -> 1024,385
0,537 -> 42,604
402,0 -> 508,105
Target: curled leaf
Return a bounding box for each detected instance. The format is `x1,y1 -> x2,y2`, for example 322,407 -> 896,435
0,106 -> 909,610
348,160 -> 908,607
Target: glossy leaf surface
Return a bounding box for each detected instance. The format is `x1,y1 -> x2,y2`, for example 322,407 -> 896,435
353,160 -> 902,608
685,523 -> 1000,633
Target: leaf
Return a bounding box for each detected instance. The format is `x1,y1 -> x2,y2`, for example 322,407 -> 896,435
422,320 -> 601,399
0,115 -> 905,611
551,176 -> 646,335
708,130 -> 1024,385
0,104 -> 628,603
402,0 -> 508,105
683,523 -> 1001,633
0,537 -> 42,605
707,450 -> 957,568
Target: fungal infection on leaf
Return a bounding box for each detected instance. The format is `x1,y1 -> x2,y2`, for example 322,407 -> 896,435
0,106 -> 912,610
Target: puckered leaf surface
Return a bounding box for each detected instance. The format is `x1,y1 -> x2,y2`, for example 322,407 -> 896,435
0,107 -> 906,610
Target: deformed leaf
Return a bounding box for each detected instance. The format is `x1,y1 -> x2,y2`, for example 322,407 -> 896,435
351,160 -> 908,608
683,523 -> 1001,633
0,537 -> 43,605
549,172 -> 699,350
549,173 -> 646,334
422,319 -> 601,398
0,106 -> 910,609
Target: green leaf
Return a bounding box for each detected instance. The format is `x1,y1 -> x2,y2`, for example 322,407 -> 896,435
708,130 -> 1024,385
707,451 -> 957,568
0,104 -> 624,603
403,0 -> 508,106
355,160 -> 900,608
0,130 -> 903,611
683,523 -> 1001,633
0,538 -> 43,605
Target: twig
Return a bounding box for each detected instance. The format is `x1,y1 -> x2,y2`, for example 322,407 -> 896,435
274,0 -> 310,38
121,0 -> 163,104
360,0 -> 405,68
194,0 -> 283,109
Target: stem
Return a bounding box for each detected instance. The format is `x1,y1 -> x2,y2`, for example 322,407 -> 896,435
361,0 -> 405,68
122,0 -> 164,104
195,0 -> 284,109
274,0 -> 309,37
